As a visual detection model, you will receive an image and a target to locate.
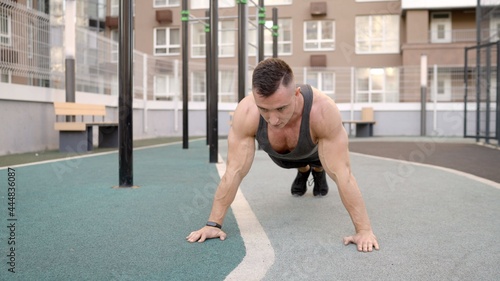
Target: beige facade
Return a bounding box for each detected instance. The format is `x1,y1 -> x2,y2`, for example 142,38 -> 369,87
122,1 -> 483,69
1,0 -> 497,103
127,1 -> 405,69
106,0 -> 487,103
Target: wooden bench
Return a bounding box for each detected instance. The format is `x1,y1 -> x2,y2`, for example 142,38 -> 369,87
342,107 -> 376,137
53,102 -> 118,152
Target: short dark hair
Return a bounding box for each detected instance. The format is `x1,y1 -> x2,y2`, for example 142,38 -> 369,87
252,58 -> 294,97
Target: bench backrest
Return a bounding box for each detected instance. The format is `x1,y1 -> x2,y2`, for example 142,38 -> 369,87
54,102 -> 106,117
361,107 -> 374,122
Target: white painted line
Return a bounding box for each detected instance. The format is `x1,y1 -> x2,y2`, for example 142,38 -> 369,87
351,152 -> 500,190
215,155 -> 275,281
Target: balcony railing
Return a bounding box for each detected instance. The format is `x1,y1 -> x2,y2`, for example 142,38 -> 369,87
429,28 -> 499,43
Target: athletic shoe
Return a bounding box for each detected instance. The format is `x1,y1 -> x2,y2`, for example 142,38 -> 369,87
291,168 -> 311,196
312,169 -> 329,196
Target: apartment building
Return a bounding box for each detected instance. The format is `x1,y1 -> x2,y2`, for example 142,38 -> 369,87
1,0 -> 499,155
100,0 -> 497,103
123,0 -> 404,103
1,0 -> 499,104
402,0 -> 499,103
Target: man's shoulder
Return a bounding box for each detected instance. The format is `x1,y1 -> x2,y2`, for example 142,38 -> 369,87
311,88 -> 337,110
236,95 -> 258,114
232,95 -> 260,135
310,89 -> 342,137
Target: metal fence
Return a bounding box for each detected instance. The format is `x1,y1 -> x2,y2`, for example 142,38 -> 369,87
0,1 -> 53,86
0,0 -> 493,106
465,41 -> 500,143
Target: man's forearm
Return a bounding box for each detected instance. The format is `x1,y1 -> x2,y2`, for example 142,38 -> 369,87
208,173 -> 241,225
338,177 -> 372,233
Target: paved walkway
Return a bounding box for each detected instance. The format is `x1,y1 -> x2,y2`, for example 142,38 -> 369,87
226,138 -> 500,281
0,137 -> 499,280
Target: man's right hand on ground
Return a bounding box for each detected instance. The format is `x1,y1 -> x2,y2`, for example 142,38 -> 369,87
186,226 -> 227,243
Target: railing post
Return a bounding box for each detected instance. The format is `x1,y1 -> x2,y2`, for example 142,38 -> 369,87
496,41 -> 500,144
143,54 -> 148,133
420,54 -> 428,136
64,0 -> 76,122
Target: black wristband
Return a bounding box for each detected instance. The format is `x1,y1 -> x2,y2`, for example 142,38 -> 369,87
206,221 -> 222,229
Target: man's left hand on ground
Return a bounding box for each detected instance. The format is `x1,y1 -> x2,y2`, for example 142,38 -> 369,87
343,230 -> 379,252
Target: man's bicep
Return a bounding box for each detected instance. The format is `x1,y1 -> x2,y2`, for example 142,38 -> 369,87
226,125 -> 256,179
318,124 -> 351,184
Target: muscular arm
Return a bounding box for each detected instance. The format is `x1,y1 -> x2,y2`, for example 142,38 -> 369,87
207,120 -> 255,225
314,96 -> 379,252
187,97 -> 257,243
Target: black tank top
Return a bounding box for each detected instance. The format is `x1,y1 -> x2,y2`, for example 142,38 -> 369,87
255,84 -> 319,162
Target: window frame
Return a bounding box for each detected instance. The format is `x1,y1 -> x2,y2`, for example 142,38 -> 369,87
190,0 -> 235,10
153,0 -> 180,8
154,74 -> 179,100
110,0 -> 119,17
154,27 -> 181,56
261,18 -> 292,56
355,15 -> 400,54
191,22 -> 206,58
264,0 -> 293,5
191,71 -> 207,102
28,21 -> 34,59
1,69 -> 11,83
303,20 -> 335,51
356,67 -> 399,103
219,20 -> 236,58
430,12 -> 452,43
306,71 -> 336,98
0,11 -> 12,46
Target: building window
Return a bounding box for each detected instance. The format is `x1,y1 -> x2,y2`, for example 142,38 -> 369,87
154,27 -> 180,55
110,30 -> 119,62
257,18 -> 292,56
191,22 -> 206,58
154,0 -> 180,7
190,21 -> 235,58
219,70 -> 236,102
265,0 -> 293,5
110,0 -> 119,17
191,0 -> 235,10
220,21 -> 235,57
154,75 -> 178,100
355,15 -> 399,54
429,68 -> 464,102
1,69 -> 11,83
430,12 -> 451,43
192,71 -> 206,102
28,22 -> 34,59
38,0 -> 47,13
306,71 -> 335,98
27,0 -> 33,9
356,67 -> 399,102
248,24 -> 258,56
489,12 -> 500,42
0,11 -> 11,46
191,70 -> 236,102
248,19 -> 293,57
304,21 -> 335,51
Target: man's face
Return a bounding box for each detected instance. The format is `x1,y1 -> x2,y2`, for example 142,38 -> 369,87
253,84 -> 299,129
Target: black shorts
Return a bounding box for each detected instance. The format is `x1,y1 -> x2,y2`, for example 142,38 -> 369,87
268,155 -> 322,169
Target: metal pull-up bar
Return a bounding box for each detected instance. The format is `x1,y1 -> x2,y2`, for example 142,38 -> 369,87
181,0 -> 278,163
118,0 -> 134,187
209,0 -> 219,163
